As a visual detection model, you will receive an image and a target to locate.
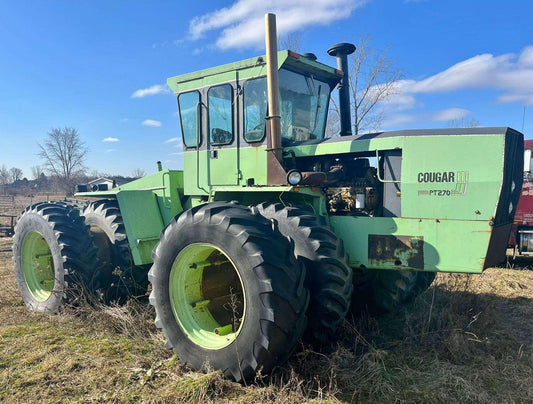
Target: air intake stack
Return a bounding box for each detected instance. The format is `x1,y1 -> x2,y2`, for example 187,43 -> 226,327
328,43 -> 356,136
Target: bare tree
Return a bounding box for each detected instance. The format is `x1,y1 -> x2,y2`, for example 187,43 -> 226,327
327,35 -> 403,136
279,33 -> 301,52
0,165 -> 9,194
447,117 -> 480,128
88,169 -> 100,181
31,165 -> 43,180
38,127 -> 88,195
132,168 -> 146,178
9,167 -> 23,183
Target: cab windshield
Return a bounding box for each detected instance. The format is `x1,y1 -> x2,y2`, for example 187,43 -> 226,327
279,68 -> 331,145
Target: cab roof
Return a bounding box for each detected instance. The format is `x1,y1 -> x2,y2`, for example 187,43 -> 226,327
166,50 -> 342,94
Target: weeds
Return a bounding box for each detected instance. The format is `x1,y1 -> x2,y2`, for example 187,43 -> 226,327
0,235 -> 532,403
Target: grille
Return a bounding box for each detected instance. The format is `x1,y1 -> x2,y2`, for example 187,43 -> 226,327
494,128 -> 524,226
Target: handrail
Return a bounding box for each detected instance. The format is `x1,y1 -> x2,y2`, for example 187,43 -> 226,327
196,102 -> 201,190
375,149 -> 401,184
162,171 -> 171,209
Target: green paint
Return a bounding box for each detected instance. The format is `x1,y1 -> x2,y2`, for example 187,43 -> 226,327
330,216 -> 491,273
400,134 -> 503,221
116,190 -> 165,265
21,231 -> 54,301
183,147 -> 267,195
74,48 -> 521,278
169,244 -> 245,349
77,170 -> 185,265
137,237 -> 160,263
166,50 -> 340,94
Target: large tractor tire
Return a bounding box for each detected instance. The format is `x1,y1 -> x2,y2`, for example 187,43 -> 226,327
12,202 -> 99,313
255,203 -> 352,343
351,269 -> 436,314
82,199 -> 148,302
149,202 -> 309,381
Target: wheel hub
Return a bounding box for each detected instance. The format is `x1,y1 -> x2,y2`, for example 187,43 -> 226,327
21,231 -> 55,302
169,244 -> 245,349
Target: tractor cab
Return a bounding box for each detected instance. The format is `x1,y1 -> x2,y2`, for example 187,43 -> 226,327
167,51 -> 342,193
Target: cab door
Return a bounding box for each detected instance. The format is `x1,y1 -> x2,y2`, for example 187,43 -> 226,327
207,83 -> 239,186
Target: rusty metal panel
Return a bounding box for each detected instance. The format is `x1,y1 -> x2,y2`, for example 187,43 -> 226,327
368,235 -> 424,269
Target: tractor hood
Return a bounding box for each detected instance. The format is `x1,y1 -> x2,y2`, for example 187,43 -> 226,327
284,127 -> 521,158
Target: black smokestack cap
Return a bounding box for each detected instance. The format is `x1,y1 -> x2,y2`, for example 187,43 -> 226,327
302,52 -> 317,61
328,42 -> 356,136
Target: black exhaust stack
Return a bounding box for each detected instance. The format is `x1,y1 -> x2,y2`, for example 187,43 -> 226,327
328,42 -> 356,136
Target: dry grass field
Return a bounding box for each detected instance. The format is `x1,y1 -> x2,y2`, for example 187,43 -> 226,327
0,197 -> 531,402
0,195 -> 64,228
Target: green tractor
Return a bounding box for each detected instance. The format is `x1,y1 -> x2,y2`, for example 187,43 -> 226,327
12,14 -> 523,381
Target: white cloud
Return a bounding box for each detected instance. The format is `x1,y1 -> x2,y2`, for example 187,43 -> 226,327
383,108 -> 471,128
164,137 -> 183,152
105,149 -> 116,153
187,0 -> 371,50
432,108 -> 470,122
131,84 -> 171,98
152,40 -> 169,49
390,46 -> 533,106
169,152 -> 184,156
378,90 -> 418,111
498,93 -> 533,104
164,137 -> 180,143
518,46 -> 533,67
142,119 -> 162,127
377,45 -> 533,128
102,137 -> 119,142
382,113 -> 417,127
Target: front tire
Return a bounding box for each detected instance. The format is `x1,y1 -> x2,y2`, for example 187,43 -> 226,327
148,202 -> 309,381
12,202 -> 99,313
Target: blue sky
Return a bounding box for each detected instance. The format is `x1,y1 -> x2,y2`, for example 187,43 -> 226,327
1,0 -> 532,178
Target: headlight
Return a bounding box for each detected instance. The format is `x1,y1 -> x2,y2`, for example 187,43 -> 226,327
287,169 -> 302,186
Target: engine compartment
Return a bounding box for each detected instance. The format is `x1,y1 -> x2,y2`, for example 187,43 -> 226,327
287,154 -> 388,217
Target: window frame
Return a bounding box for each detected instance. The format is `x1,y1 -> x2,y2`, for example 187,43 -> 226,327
278,67 -> 333,146
243,76 -> 268,144
178,90 -> 202,149
207,83 -> 235,146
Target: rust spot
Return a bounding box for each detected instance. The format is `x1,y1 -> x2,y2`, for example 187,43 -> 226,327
368,235 -> 424,269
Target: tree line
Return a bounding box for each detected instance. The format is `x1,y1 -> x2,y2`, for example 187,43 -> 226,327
0,166 -> 24,186
2,127 -> 145,196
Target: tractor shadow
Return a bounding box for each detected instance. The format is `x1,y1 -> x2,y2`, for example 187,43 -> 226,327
280,272 -> 532,401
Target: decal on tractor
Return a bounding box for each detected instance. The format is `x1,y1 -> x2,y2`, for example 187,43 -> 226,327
418,170 -> 469,196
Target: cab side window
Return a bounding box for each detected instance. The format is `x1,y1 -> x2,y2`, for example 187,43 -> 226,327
208,84 -> 234,146
178,91 -> 201,148
243,77 -> 267,143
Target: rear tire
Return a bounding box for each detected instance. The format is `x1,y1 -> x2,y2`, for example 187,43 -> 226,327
148,202 -> 309,381
255,202 -> 352,343
351,269 -> 436,313
82,199 -> 148,302
12,202 -> 99,313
